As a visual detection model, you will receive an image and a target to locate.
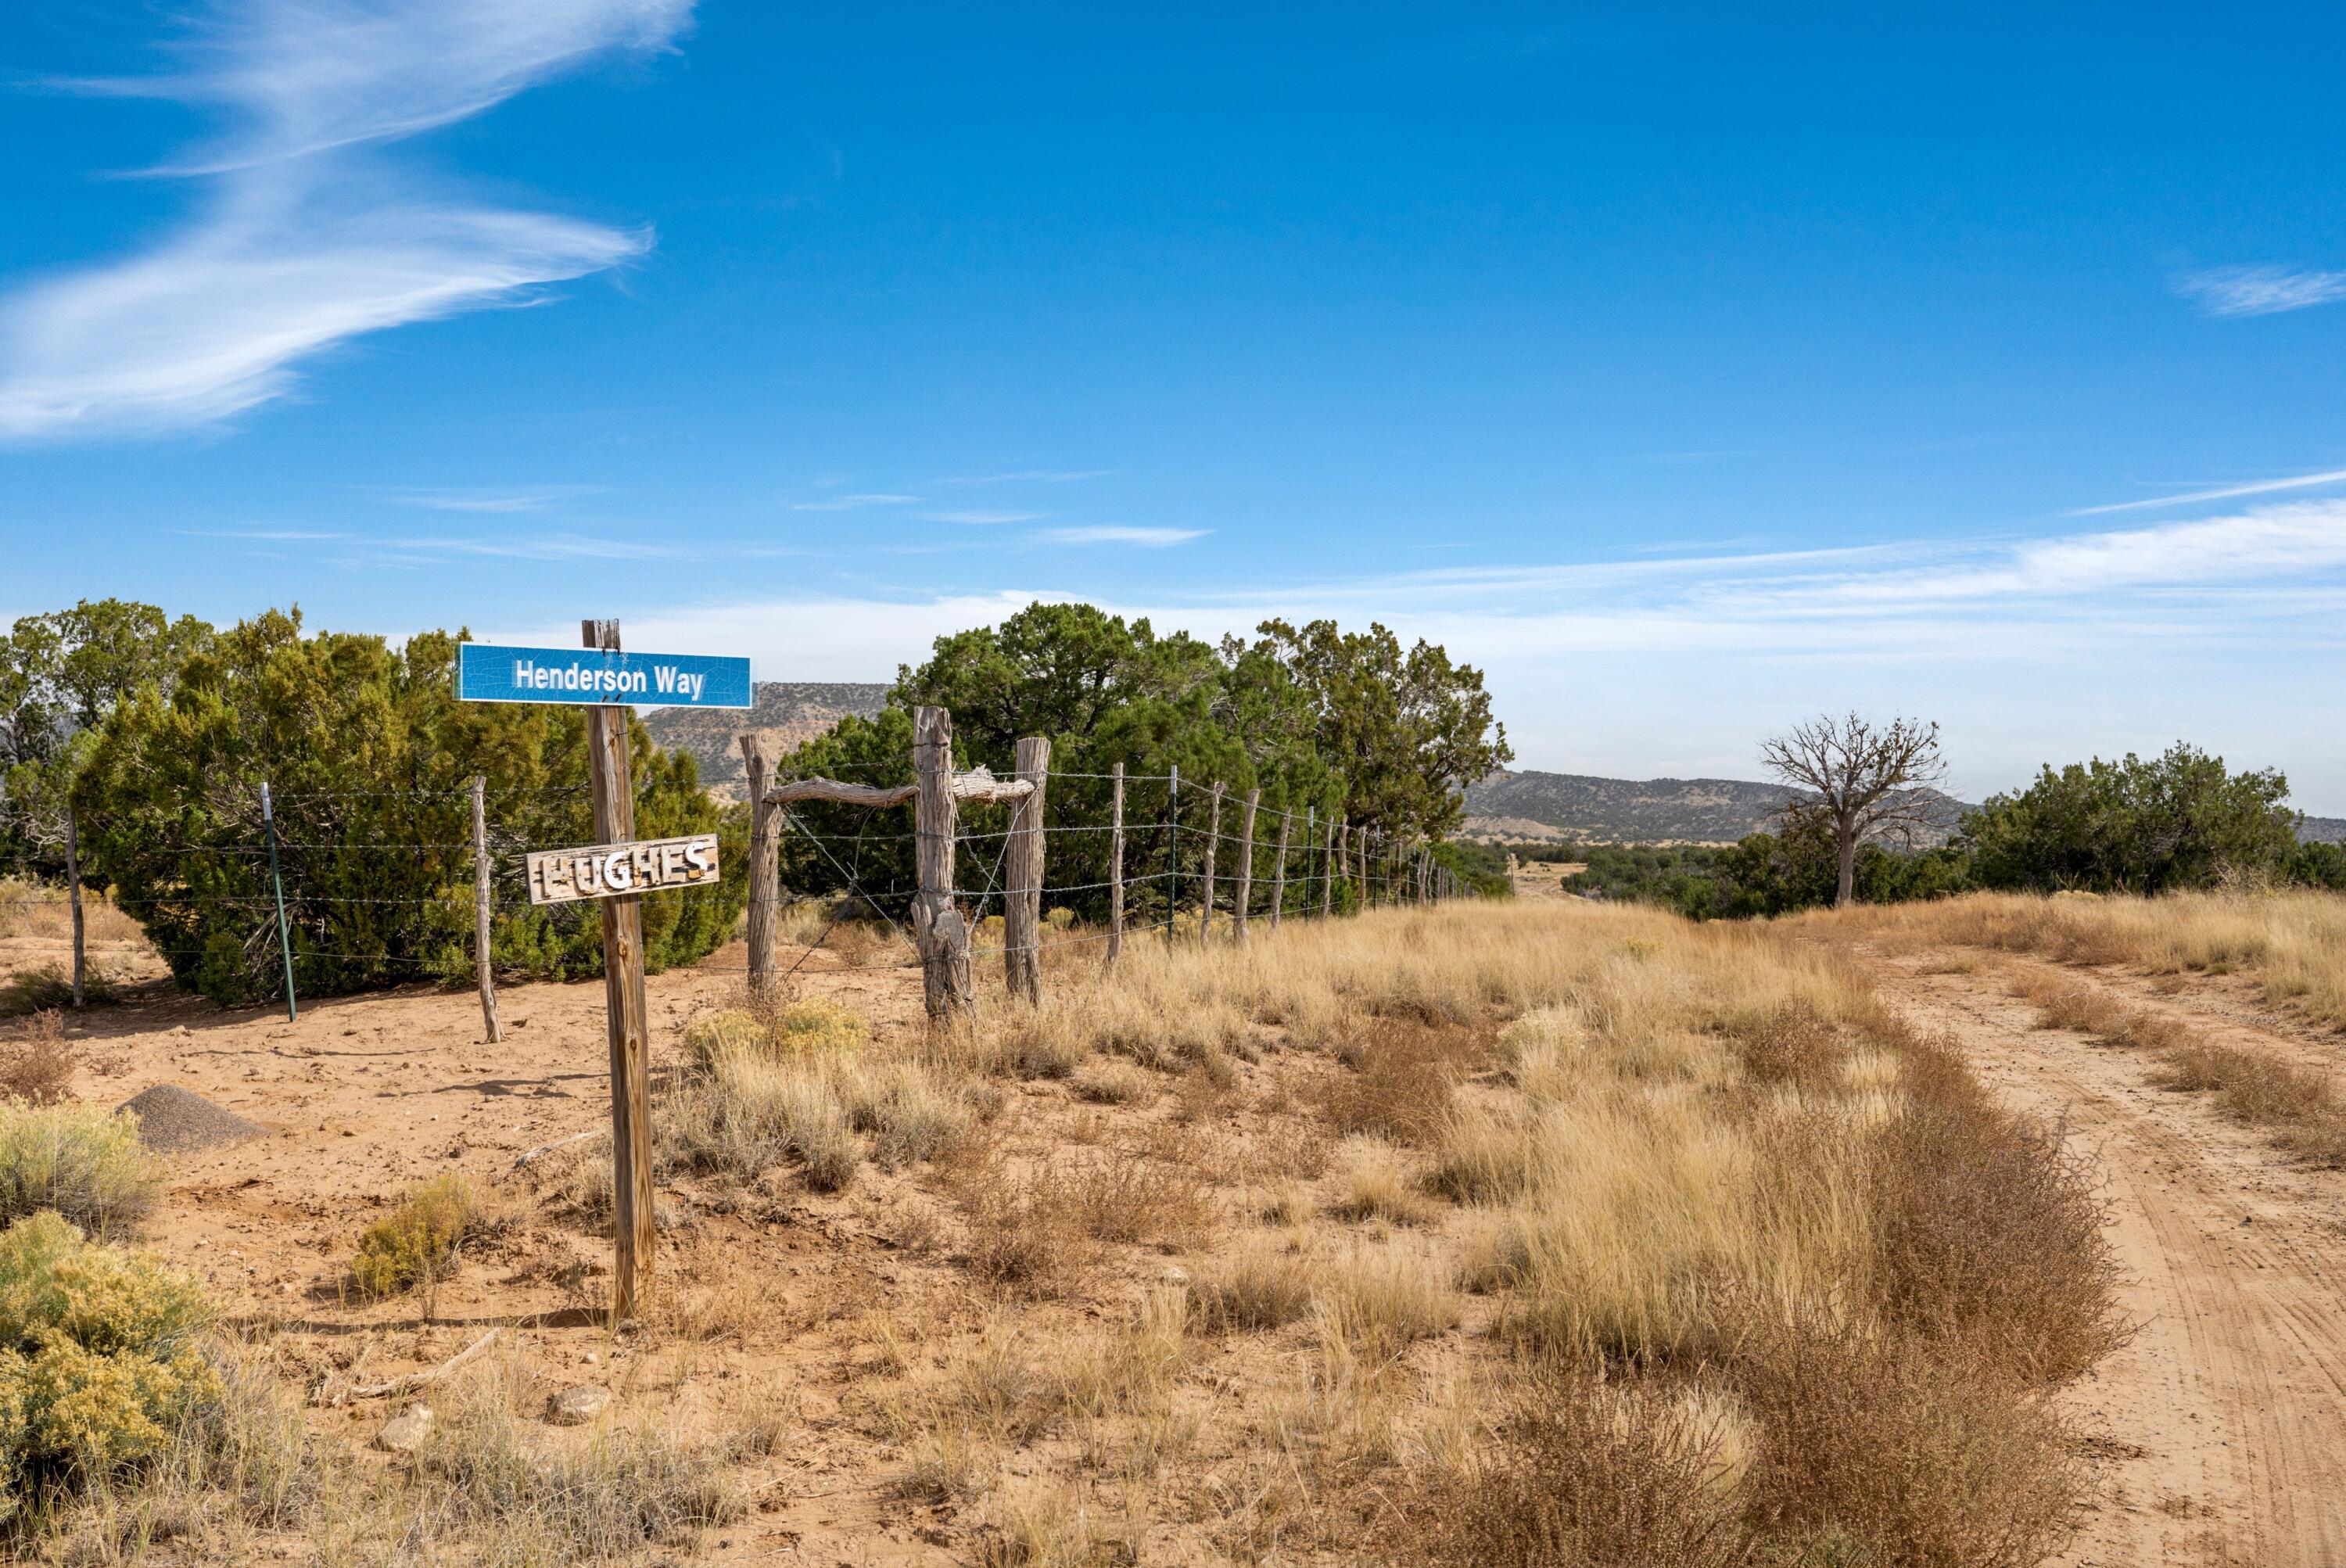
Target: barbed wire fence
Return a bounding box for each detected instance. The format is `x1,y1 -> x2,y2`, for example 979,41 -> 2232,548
2,703 -> 1477,1024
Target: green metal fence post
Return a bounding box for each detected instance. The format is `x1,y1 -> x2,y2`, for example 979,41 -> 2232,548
261,782 -> 296,1022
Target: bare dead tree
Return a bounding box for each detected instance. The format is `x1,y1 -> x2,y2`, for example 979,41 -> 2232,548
1759,712 -> 1946,908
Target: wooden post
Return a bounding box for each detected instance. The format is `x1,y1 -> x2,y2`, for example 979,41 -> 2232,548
1359,828 -> 1372,910
1269,806 -> 1289,931
64,808 -> 84,1009
1200,783 -> 1223,945
739,734 -> 780,1003
582,618 -> 654,1323
470,776 -> 500,1043
1322,815 -> 1334,918
1107,762 -> 1125,966
911,705 -> 973,1019
1234,788 -> 1258,945
1005,735 -> 1048,1001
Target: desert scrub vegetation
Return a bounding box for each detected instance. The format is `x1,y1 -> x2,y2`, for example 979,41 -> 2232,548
0,1211 -> 232,1527
0,1100 -> 163,1234
666,992 -> 985,1194
1794,887 -> 2346,1028
349,1173 -> 479,1299
934,902 -> 2127,1565
1,1011 -> 76,1106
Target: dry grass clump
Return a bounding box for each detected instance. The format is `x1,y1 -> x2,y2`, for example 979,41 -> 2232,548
404,1366 -> 748,1566
0,964 -> 120,1017
1734,1313 -> 2083,1568
1070,1057 -> 1153,1106
349,1173 -> 479,1299
836,1060 -> 975,1170
2156,1042 -> 2346,1166
1411,1366 -> 1757,1568
2009,970 -> 2189,1050
1325,1138 -> 1440,1227
1313,1244 -> 1460,1369
1868,1042 -> 2130,1386
0,1100 -> 163,1233
1312,1019 -> 1471,1146
1796,888 -> 2346,1028
2,1010 -> 77,1105
1192,1237 -> 1318,1332
1729,1003 -> 1846,1089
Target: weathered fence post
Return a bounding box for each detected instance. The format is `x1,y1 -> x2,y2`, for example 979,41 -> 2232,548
1107,761 -> 1125,966
1234,788 -> 1259,945
470,775 -> 500,1043
1005,735 -> 1049,1001
63,807 -> 85,1009
1200,783 -> 1224,945
582,618 -> 655,1322
739,734 -> 779,1003
1270,806 -> 1289,931
1356,826 -> 1370,911
912,705 -> 974,1019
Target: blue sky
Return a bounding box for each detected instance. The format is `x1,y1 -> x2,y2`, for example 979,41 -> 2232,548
5,2 -> 2344,808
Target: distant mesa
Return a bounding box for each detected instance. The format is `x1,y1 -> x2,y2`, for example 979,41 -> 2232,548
1467,769 -> 2344,847
1463,770 -> 1974,847
643,682 -> 889,799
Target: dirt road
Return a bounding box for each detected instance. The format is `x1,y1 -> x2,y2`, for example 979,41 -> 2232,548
1878,950 -> 2346,1567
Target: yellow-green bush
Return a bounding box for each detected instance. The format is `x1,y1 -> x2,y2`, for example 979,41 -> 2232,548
0,1211 -> 220,1520
682,1009 -> 766,1071
683,1000 -> 868,1072
0,1102 -> 163,1235
350,1175 -> 477,1298
772,998 -> 868,1056
1045,906 -> 1077,932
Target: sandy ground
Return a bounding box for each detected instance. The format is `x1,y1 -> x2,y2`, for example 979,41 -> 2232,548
1872,949 -> 2346,1567
9,882 -> 2346,1561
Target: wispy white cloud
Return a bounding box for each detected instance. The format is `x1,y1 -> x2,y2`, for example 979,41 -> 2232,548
2066,467 -> 2346,516
937,469 -> 1111,486
790,493 -> 920,511
924,508 -> 1049,526
1037,525 -> 1206,547
0,0 -> 691,441
502,499 -> 2346,807
378,484 -> 605,513
2175,264 -> 2346,318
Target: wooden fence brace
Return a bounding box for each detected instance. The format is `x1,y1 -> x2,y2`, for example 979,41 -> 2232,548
1270,806 -> 1289,931
582,618 -> 655,1322
739,735 -> 779,1003
1200,783 -> 1224,945
1234,788 -> 1259,945
470,776 -> 500,1043
1107,762 -> 1125,965
911,705 -> 974,1020
1005,735 -> 1048,1001
64,807 -> 84,1008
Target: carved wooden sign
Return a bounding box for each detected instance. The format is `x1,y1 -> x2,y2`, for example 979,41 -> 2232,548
526,834 -> 721,906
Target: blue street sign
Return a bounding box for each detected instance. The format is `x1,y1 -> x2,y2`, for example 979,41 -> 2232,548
457,643 -> 752,709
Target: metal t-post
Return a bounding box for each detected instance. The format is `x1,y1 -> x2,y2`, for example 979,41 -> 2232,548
260,782 -> 296,1022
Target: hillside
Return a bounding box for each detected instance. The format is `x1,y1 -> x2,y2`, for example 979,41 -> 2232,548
1468,769 -> 2346,848
1464,769 -> 1973,845
644,680 -> 889,798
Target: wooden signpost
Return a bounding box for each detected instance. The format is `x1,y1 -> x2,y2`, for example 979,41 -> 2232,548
457,623 -> 752,1322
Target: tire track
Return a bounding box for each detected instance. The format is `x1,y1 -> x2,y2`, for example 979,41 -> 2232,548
1881,953 -> 2346,1567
